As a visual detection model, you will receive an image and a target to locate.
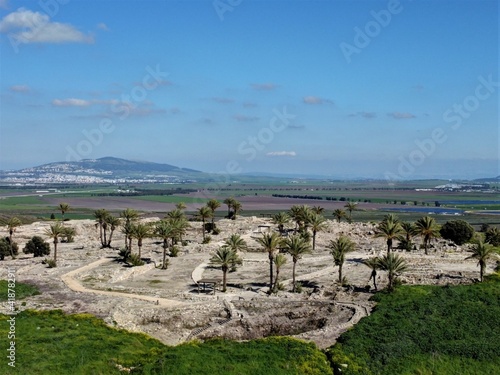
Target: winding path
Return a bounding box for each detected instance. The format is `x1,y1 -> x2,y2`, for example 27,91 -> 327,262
61,257 -> 185,308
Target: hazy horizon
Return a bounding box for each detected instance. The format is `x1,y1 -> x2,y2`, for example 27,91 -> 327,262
1,0 -> 498,180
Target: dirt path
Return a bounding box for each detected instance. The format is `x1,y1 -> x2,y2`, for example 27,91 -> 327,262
61,258 -> 185,308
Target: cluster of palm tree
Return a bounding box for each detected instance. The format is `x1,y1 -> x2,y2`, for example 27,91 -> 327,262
1,216 -> 22,259
256,231 -> 312,293
94,209 -> 121,248
363,253 -> 409,291
222,197 -> 242,219
273,205 -> 327,250
209,234 -> 247,292
374,214 -> 440,255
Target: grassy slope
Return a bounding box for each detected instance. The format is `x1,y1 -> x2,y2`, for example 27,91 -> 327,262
0,310 -> 331,375
327,275 -> 500,375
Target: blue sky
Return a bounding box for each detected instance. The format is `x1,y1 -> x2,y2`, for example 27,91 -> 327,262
0,0 -> 498,179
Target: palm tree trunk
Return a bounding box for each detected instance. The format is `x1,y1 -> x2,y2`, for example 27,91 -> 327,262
138,239 -> 142,259
387,239 -> 392,254
268,254 -> 274,294
128,237 -> 133,253
338,264 -> 343,284
424,239 -> 429,255
222,267 -> 227,292
372,270 -> 377,290
54,240 -> 58,264
273,270 -> 280,293
388,271 -> 394,291
312,231 -> 317,250
480,261 -> 485,282
8,232 -> 15,259
292,260 -> 297,292
103,227 -> 108,247
201,220 -> 205,240
107,230 -> 114,248
162,240 -> 168,269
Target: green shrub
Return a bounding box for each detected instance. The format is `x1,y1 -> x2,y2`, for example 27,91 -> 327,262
202,235 -> 212,244
0,237 -> 19,259
170,246 -> 180,257
485,227 -> 500,247
329,277 -> 500,374
439,220 -> 474,245
44,258 -> 57,268
128,254 -> 145,267
23,236 -> 51,257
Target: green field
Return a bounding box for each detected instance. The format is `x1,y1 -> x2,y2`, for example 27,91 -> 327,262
0,310 -> 332,375
327,275 -> 500,375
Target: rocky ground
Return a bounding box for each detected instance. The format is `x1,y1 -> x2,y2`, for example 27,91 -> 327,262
0,216 -> 489,349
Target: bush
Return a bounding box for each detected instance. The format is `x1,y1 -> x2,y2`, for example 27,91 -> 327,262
202,235 -> 212,244
44,258 -> 57,268
212,227 -> 221,235
118,248 -> 130,260
439,220 -> 474,245
485,227 -> 500,247
61,227 -> 76,243
128,254 -> 145,267
169,246 -> 180,257
23,236 -> 51,257
0,237 -> 19,260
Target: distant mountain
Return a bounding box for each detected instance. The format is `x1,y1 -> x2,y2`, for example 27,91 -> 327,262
473,176 -> 500,183
0,157 -> 203,184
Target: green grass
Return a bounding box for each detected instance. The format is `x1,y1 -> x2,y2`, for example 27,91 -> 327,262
0,280 -> 40,301
326,274 -> 500,375
142,337 -> 332,375
132,195 -> 208,204
0,310 -> 331,375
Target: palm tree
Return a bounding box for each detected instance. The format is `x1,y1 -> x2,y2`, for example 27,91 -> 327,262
382,213 -> 400,224
332,209 -> 347,223
206,199 -> 221,227
120,208 -> 139,249
209,246 -> 242,292
344,202 -> 358,222
363,257 -> 380,290
166,208 -> 185,220
273,254 -> 287,293
131,223 -> 150,259
94,209 -> 109,247
44,222 -> 64,266
375,219 -> 403,254
376,253 -> 408,291
399,222 -> 417,251
155,221 -> 175,269
104,215 -> 121,248
196,206 -> 213,241
288,205 -> 310,232
3,217 -> 21,259
232,200 -> 242,219
283,235 -> 312,292
175,202 -> 187,211
223,197 -> 236,218
272,212 -> 290,235
465,240 -> 496,282
311,205 -> 324,215
308,213 -> 327,250
414,216 -> 440,255
224,234 -> 248,252
328,235 -> 355,284
256,232 -> 283,294
59,203 -> 70,221
169,217 -> 189,244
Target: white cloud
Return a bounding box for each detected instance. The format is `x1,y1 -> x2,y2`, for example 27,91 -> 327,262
387,112 -> 416,119
9,84 -> 30,93
97,22 -> 109,31
303,96 -> 334,105
266,151 -> 297,157
0,8 -> 94,44
52,98 -> 92,107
